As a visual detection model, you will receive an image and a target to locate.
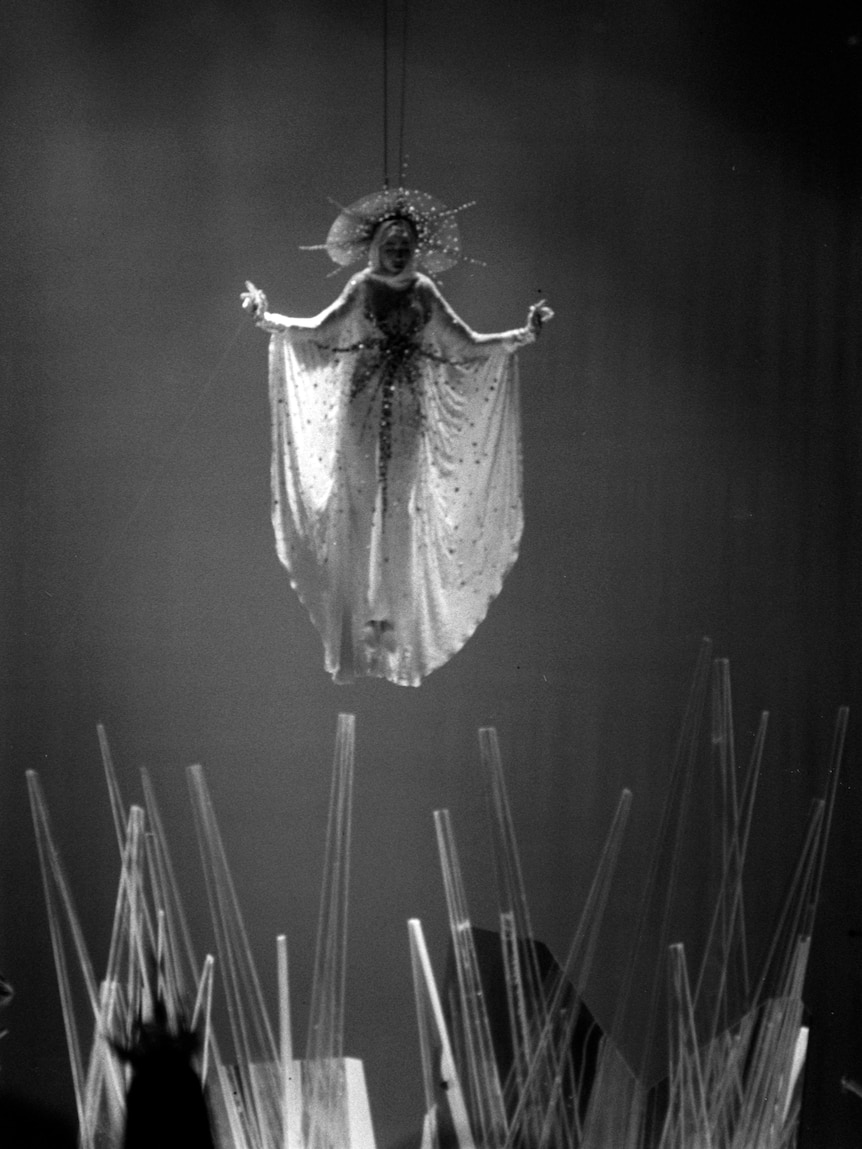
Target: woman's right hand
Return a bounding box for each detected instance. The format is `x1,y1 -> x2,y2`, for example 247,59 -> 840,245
241,281 -> 269,320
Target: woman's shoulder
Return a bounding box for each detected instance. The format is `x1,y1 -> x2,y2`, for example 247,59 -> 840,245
345,268 -> 372,293
326,268 -> 371,310
412,272 -> 441,299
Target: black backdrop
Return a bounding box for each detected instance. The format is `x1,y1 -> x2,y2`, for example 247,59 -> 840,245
1,1 -> 860,1146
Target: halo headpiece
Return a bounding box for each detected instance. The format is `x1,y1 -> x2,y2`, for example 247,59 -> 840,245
305,187 -> 473,275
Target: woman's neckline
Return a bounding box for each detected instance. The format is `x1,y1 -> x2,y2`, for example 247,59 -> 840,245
366,269 -> 419,289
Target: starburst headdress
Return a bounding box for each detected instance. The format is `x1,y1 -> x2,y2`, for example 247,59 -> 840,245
302,187 -> 475,275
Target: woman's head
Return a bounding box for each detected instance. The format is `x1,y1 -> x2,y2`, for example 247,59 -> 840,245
369,218 -> 418,277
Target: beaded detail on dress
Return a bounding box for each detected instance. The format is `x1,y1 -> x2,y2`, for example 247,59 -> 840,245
266,270 -> 525,686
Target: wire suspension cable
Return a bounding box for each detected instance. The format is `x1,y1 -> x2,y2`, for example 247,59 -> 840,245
398,0 -> 409,186
382,0 -> 410,190
382,0 -> 389,188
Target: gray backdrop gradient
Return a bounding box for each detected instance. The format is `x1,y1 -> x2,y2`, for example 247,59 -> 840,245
1,1 -> 860,1146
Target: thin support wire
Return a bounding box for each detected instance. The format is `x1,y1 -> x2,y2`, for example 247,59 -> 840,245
398,0 -> 409,185
382,0 -> 389,187
382,0 -> 410,188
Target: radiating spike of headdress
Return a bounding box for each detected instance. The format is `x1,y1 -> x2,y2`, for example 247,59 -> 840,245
300,187 -> 475,274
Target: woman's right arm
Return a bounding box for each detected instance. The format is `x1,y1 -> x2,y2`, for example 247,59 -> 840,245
241,275 -> 363,342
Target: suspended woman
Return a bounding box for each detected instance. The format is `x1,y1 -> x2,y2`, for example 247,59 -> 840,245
242,188 -> 552,686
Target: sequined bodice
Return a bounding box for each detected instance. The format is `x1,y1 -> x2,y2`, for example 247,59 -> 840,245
363,277 -> 430,338
342,278 -> 433,510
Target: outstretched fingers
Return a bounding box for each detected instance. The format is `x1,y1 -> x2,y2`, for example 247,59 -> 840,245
528,299 -> 554,334
241,281 -> 268,318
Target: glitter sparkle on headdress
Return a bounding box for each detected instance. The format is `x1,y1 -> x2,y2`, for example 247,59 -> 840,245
306,187 -> 475,275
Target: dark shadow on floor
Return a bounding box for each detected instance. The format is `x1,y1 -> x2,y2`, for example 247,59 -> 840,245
0,1092 -> 77,1148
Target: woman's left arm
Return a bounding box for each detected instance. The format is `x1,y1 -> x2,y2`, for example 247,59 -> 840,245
422,277 -> 553,356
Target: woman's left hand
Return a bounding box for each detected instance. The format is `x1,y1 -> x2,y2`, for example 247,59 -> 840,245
527,300 -> 554,336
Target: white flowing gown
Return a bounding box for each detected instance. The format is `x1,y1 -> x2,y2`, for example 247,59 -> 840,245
266,267 -> 530,686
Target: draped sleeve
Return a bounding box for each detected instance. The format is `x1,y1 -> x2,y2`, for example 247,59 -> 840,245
267,275 -> 365,667
390,277 -> 526,683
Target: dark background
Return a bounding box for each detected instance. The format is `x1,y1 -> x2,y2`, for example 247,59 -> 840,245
1,0 -> 860,1145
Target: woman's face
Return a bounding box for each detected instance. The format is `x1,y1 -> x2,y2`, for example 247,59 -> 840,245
374,224 -> 417,276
